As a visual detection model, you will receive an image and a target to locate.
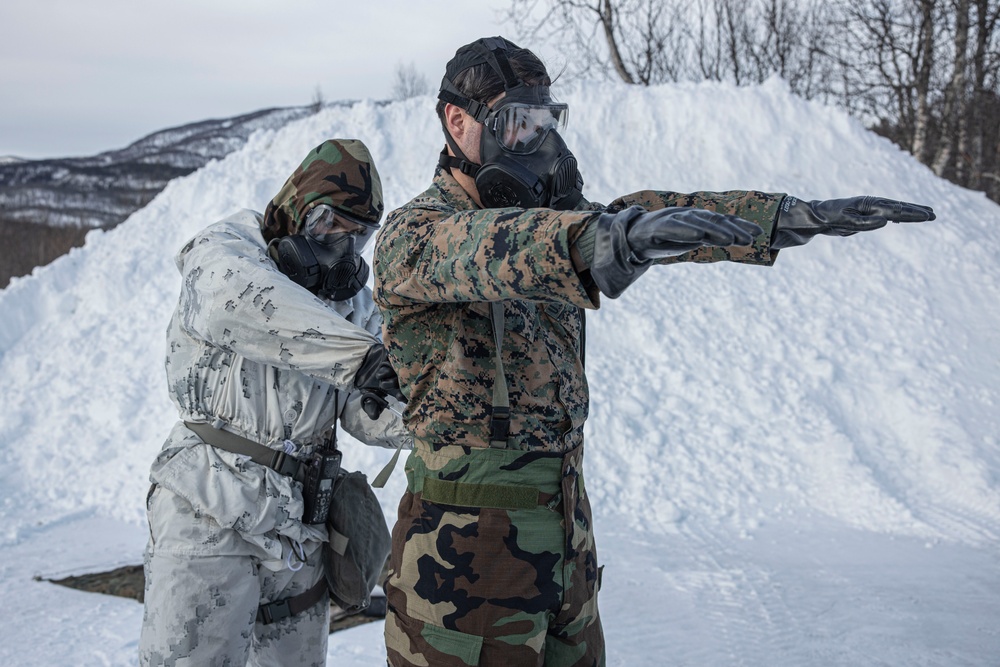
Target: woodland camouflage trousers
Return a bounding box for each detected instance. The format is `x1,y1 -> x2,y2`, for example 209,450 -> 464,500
384,444 -> 605,667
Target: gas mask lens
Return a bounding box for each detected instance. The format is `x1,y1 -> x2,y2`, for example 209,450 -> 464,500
304,204 -> 377,251
489,103 -> 568,154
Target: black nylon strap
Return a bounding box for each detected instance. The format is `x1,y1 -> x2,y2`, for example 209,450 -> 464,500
488,302 -> 511,448
438,89 -> 490,123
257,578 -> 328,625
480,36 -> 520,90
437,149 -> 479,176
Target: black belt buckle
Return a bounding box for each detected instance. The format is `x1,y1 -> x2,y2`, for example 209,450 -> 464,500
269,450 -> 301,479
258,598 -> 291,625
489,406 -> 511,442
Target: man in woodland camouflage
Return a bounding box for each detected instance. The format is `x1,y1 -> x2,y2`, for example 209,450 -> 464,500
374,37 -> 935,667
139,139 -> 409,666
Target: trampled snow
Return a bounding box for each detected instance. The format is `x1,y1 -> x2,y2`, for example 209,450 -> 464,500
1,78 -> 998,665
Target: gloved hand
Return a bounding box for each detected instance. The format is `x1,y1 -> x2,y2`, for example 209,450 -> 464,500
588,205 -> 763,298
354,344 -> 406,420
772,195 -> 935,249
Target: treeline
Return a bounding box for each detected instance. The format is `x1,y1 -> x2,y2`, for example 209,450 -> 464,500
506,0 -> 1000,202
0,217 -> 91,288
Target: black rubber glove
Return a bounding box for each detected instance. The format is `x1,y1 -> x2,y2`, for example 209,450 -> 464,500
587,205 -> 763,298
354,344 -> 405,420
772,196 -> 935,249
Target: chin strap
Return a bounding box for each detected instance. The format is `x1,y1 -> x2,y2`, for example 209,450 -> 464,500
437,108 -> 482,177
437,146 -> 480,177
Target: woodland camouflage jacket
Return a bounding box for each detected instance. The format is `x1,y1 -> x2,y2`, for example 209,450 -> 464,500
374,167 -> 784,453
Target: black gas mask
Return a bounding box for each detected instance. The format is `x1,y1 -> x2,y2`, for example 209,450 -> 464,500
438,37 -> 584,210
269,204 -> 375,301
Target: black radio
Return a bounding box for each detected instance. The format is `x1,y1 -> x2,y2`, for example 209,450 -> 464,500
301,448 -> 342,524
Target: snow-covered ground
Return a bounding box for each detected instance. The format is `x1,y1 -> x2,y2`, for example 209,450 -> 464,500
1,78 -> 998,666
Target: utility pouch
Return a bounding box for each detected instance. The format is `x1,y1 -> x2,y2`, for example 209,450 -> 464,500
323,469 -> 391,612
301,448 -> 342,525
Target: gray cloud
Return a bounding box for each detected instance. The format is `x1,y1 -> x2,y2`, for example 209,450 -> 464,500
0,0 -> 509,158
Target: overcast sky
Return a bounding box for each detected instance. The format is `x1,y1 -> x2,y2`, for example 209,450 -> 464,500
0,0 -> 515,159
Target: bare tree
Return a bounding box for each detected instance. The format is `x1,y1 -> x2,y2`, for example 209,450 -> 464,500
505,0 -> 832,94
833,0 -> 1000,199
966,0 -> 1000,193
933,0 -> 971,178
833,0 -> 945,161
504,0 -> 692,85
310,86 -> 325,114
391,62 -> 430,100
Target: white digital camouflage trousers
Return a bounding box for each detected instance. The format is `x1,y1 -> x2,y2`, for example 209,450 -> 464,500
139,484 -> 329,667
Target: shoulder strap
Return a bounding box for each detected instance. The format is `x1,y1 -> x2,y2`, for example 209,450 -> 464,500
372,439 -> 404,488
488,301 -> 511,448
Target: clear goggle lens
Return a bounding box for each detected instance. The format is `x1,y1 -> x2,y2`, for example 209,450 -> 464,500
488,103 -> 569,154
304,205 -> 377,251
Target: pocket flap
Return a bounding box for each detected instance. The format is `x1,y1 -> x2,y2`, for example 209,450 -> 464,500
421,623 -> 484,666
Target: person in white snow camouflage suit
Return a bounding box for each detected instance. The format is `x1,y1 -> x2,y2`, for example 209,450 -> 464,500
138,139 -> 411,667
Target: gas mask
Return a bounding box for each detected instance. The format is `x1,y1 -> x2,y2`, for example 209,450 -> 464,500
475,87 -> 583,210
438,38 -> 584,210
269,205 -> 375,301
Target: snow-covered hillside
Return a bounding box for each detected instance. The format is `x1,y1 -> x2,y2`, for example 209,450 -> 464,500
1,78 -> 998,666
0,105 -> 314,229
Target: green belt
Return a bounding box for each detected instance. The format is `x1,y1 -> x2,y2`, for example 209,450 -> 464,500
410,443 -> 585,511
184,421 -> 306,480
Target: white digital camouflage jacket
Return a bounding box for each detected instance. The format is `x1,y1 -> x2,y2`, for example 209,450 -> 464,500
148,209 -> 410,568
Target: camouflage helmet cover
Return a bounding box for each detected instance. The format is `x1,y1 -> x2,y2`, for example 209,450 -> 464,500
261,138 -> 384,244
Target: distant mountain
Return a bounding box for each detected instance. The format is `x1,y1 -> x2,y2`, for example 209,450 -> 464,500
0,106 -> 314,229
0,105 -> 315,287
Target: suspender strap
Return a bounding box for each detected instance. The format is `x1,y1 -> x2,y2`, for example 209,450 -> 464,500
184,421 -> 305,479
257,578 -> 328,625
488,301 -> 511,448
371,440 -> 405,489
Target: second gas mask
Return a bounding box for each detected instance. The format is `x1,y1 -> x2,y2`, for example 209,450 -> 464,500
269,205 -> 374,301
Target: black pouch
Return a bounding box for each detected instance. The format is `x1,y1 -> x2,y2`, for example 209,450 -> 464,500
323,470 -> 392,612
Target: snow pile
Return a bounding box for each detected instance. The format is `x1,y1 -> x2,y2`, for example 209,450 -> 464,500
1,79 -> 998,666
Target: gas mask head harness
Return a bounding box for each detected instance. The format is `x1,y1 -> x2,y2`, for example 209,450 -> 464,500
438,36 -> 584,210
269,204 -> 376,302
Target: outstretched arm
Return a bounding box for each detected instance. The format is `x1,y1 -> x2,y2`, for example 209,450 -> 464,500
573,191 -> 934,299
771,196 -> 935,249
